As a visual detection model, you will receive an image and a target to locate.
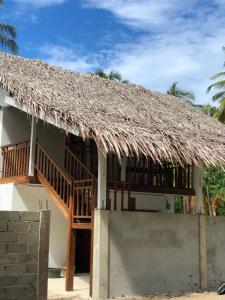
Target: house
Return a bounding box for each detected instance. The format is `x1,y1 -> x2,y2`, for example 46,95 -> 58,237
0,52 -> 225,299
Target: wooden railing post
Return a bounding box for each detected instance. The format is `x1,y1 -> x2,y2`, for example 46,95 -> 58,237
66,195 -> 75,292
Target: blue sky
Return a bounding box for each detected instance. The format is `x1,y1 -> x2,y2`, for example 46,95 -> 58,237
2,0 -> 225,104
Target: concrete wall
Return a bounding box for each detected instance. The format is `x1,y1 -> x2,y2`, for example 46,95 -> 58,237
0,210 -> 50,300
206,216 -> 225,288
93,211 -> 225,299
107,212 -> 200,297
0,183 -> 67,269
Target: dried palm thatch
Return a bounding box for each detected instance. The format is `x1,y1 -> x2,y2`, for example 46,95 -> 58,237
0,52 -> 225,166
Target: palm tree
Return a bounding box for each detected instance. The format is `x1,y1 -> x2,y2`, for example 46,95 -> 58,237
207,47 -> 225,122
167,82 -> 195,104
0,0 -> 18,54
95,69 -> 129,83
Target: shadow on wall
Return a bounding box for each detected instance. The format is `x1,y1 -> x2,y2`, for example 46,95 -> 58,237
11,184 -> 68,269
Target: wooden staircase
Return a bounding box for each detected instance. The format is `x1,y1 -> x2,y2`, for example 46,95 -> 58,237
1,141 -> 96,227
35,142 -> 96,228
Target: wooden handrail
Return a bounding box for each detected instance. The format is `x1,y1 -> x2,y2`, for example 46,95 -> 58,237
36,143 -> 72,184
35,142 -> 73,209
64,145 -> 94,180
1,140 -> 30,150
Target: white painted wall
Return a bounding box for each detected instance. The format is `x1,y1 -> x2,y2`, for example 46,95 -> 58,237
0,183 -> 67,269
0,105 -> 65,168
109,191 -> 175,213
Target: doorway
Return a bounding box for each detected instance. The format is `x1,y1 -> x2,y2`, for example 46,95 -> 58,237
75,229 -> 91,274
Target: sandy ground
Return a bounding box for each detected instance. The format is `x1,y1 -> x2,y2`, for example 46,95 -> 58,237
48,277 -> 225,300
120,292 -> 225,300
48,274 -> 89,299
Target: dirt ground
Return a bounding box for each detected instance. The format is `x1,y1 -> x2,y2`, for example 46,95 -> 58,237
121,292 -> 225,300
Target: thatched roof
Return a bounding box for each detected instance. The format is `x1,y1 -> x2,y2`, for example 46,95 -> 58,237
0,52 -> 225,166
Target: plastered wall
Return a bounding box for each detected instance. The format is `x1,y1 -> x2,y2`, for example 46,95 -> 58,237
93,211 -> 225,299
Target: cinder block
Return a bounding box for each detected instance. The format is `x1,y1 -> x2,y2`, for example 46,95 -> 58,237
0,243 -> 6,254
4,285 -> 28,297
0,222 -> 7,232
5,264 -> 27,276
0,276 -> 17,286
19,231 -> 39,242
0,287 -> 4,296
17,253 -> 38,264
29,222 -> 39,231
28,243 -> 38,255
17,274 -> 37,286
7,243 -> 27,254
27,264 -> 38,274
0,253 -> 17,264
8,222 -> 30,232
0,212 -> 20,221
0,265 -> 5,276
20,212 -> 40,221
0,232 -> 18,242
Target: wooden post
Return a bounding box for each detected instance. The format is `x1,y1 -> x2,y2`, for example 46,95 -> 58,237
121,157 -> 126,182
66,196 -> 75,291
193,166 -> 203,215
28,116 -> 37,176
97,150 -> 107,210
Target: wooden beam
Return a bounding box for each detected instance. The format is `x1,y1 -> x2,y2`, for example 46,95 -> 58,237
0,175 -> 37,185
66,197 -> 75,292
107,182 -> 195,196
36,172 -> 69,219
72,223 -> 92,230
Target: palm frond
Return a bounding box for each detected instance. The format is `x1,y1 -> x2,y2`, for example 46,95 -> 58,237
95,69 -> 107,79
210,72 -> 225,80
0,0 -> 4,8
212,91 -> 225,102
207,80 -> 225,92
0,34 -> 18,54
0,24 -> 16,38
108,70 -> 122,81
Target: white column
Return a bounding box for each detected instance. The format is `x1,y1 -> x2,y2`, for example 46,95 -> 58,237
193,166 -> 203,214
28,116 -> 37,176
97,149 -> 107,209
121,157 -> 126,181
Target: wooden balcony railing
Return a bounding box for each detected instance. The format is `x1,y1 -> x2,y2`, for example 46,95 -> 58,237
72,179 -> 96,222
106,181 -> 136,211
1,141 -> 30,178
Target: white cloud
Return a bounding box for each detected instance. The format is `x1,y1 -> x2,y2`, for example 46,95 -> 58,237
83,0 -> 196,29
81,0 -> 225,104
39,45 -> 98,72
14,0 -> 67,8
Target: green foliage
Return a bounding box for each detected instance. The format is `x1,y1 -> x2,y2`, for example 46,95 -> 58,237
202,166 -> 225,215
207,47 -> 225,122
167,82 -> 195,104
174,197 -> 183,214
95,69 -> 129,83
0,1 -> 18,54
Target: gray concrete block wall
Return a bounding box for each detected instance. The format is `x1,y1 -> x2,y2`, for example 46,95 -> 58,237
0,211 -> 50,300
